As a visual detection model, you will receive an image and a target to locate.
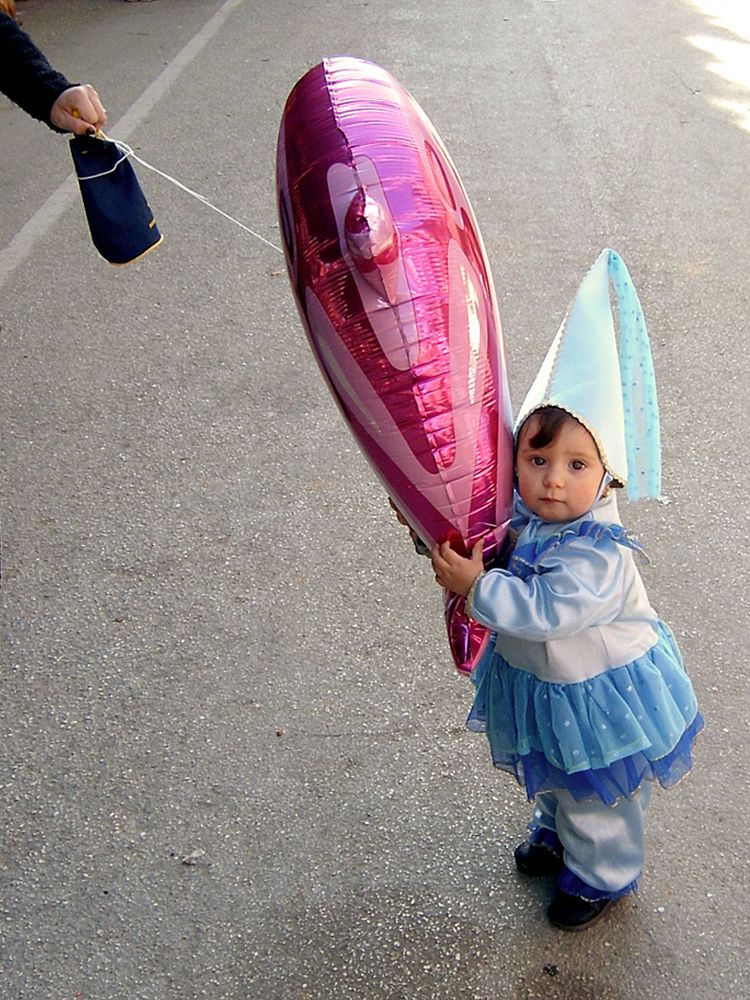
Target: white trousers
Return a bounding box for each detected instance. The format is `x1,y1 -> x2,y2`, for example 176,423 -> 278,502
532,783 -> 652,894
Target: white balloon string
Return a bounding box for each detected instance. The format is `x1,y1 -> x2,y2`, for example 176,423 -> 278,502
75,138 -> 284,255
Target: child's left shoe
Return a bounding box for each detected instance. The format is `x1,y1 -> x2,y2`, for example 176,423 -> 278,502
547,890 -> 614,931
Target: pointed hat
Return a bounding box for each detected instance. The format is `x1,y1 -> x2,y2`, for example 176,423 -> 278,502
516,249 -> 661,501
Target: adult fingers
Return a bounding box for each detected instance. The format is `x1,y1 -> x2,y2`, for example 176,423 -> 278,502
72,85 -> 107,127
50,85 -> 107,133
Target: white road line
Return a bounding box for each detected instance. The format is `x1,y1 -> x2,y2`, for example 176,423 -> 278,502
0,0 -> 245,290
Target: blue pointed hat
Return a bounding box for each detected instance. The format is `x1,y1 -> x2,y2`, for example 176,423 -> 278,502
516,249 -> 661,501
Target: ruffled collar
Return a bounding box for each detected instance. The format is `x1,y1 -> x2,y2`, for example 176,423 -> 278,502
515,489 -> 622,538
510,492 -> 645,578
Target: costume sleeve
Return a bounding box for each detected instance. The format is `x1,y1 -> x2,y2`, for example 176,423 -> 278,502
467,534 -> 625,641
0,12 -> 73,129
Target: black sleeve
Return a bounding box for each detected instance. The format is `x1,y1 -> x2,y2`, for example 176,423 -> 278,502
0,11 -> 73,129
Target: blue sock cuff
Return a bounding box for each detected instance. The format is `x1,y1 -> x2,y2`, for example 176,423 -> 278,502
557,865 -> 638,901
528,826 -> 562,853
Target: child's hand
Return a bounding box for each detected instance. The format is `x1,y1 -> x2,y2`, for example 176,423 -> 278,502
431,538 -> 484,597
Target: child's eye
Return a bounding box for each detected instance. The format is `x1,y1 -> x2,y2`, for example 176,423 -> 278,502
571,460 -> 586,471
531,456 -> 546,467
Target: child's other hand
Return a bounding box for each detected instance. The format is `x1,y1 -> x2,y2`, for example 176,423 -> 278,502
431,538 -> 484,597
389,497 -> 411,530
388,497 -> 429,554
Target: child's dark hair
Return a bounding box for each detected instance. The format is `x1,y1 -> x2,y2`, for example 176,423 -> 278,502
519,406 -> 577,450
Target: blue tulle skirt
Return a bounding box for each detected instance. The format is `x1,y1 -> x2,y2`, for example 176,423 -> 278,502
467,621 -> 703,806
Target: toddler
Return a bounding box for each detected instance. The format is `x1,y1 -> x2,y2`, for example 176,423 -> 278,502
430,250 -> 702,930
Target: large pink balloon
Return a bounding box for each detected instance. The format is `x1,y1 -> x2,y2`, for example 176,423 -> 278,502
277,57 -> 514,673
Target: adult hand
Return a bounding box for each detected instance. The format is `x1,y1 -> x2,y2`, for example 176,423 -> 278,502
50,84 -> 107,134
431,538 -> 484,596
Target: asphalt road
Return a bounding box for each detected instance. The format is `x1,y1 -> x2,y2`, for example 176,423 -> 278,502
1,1 -> 748,998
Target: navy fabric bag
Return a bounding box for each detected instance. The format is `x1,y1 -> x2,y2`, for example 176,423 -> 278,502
69,133 -> 163,265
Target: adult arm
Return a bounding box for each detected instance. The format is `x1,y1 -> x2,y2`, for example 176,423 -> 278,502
0,12 -> 105,132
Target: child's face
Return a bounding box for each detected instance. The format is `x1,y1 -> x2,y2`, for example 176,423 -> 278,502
516,416 -> 606,522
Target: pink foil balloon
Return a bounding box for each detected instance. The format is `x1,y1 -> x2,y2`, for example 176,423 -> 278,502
277,57 -> 514,673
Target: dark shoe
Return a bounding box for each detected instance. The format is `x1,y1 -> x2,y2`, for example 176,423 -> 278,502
514,840 -> 563,877
547,890 -> 614,931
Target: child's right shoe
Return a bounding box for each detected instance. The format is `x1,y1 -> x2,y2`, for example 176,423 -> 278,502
513,840 -> 564,877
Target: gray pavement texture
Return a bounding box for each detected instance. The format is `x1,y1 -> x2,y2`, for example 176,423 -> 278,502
1,0 -> 748,997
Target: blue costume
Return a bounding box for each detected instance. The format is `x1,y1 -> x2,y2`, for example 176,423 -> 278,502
460,249 -> 702,907
466,491 -> 702,899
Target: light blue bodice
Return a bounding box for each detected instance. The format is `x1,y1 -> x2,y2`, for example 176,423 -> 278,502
465,492 -> 702,803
